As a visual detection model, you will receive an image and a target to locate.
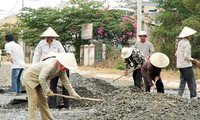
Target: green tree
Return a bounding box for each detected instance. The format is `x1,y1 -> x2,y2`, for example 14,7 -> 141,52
17,0 -> 134,62
19,1 -> 135,46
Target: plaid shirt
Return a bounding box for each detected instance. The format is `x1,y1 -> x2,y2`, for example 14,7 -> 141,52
124,47 -> 145,70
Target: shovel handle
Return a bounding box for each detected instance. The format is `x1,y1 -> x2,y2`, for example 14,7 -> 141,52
113,68 -> 136,82
53,93 -> 103,102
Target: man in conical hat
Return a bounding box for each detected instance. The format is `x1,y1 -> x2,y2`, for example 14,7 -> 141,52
23,53 -> 80,120
32,27 -> 71,109
175,26 -> 197,98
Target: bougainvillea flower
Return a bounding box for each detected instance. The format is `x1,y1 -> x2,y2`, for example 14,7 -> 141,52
98,27 -> 103,35
126,32 -> 133,36
133,22 -> 137,29
120,22 -> 125,26
122,16 -> 129,21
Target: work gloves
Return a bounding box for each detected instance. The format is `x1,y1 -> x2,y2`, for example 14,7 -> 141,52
47,90 -> 54,96
71,93 -> 81,99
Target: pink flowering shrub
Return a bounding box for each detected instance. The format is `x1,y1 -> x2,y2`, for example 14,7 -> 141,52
85,4 -> 137,46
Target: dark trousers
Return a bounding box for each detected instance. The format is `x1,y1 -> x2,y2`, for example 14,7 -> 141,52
143,76 -> 164,93
178,67 -> 196,98
48,70 -> 70,108
132,69 -> 142,89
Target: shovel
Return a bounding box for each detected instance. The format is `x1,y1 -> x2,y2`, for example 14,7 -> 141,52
113,68 -> 136,82
53,93 -> 103,102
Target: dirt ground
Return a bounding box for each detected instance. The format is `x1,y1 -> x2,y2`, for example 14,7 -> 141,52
78,66 -> 180,80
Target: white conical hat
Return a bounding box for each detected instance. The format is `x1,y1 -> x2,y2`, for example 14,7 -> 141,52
179,26 -> 197,38
40,27 -> 59,37
121,47 -> 132,58
150,52 -> 169,68
44,51 -> 56,59
56,53 -> 78,72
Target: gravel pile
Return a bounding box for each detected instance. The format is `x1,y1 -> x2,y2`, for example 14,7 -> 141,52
71,73 -> 200,120
0,73 -> 199,120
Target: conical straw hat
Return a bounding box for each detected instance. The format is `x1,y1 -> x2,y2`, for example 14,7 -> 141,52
179,26 -> 197,38
56,53 -> 78,72
121,47 -> 132,58
40,27 -> 59,37
150,52 -> 169,68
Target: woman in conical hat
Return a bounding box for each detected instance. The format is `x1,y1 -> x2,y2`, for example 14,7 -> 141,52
141,52 -> 169,93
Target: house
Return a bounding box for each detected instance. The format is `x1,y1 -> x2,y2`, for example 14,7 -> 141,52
125,1 -> 159,39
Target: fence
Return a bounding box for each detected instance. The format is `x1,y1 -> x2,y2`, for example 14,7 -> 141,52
80,43 -> 106,66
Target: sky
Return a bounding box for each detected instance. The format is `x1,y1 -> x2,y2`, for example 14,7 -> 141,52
0,0 -> 64,20
0,0 -> 150,20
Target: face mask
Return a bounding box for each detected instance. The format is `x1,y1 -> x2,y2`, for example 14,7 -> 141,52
57,61 -> 66,71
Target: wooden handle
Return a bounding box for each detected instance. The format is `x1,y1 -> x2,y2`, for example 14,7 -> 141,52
113,68 -> 136,82
53,93 -> 103,102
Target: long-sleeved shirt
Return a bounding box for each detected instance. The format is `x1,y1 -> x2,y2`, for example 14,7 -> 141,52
141,61 -> 161,86
22,59 -> 77,96
175,38 -> 193,68
125,47 -> 145,70
32,39 -> 65,64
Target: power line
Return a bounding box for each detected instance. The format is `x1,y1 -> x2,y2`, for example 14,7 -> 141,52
0,0 -> 19,19
0,9 -> 18,14
6,0 -> 19,15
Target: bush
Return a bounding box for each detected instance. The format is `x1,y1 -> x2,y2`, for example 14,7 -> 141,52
115,58 -> 125,70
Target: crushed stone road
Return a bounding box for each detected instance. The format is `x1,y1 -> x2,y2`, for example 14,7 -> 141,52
0,63 -> 200,120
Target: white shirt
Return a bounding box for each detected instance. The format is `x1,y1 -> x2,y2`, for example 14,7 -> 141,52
175,38 -> 193,68
32,39 -> 66,64
5,41 -> 25,68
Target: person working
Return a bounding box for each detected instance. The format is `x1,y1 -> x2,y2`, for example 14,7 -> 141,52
175,26 -> 197,98
32,27 -> 70,109
121,47 -> 145,89
23,53 -> 80,120
4,34 -> 25,95
141,52 -> 169,93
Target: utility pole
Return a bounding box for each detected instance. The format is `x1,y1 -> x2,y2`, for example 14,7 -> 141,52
136,0 -> 142,40
60,0 -> 64,9
22,0 -> 24,9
